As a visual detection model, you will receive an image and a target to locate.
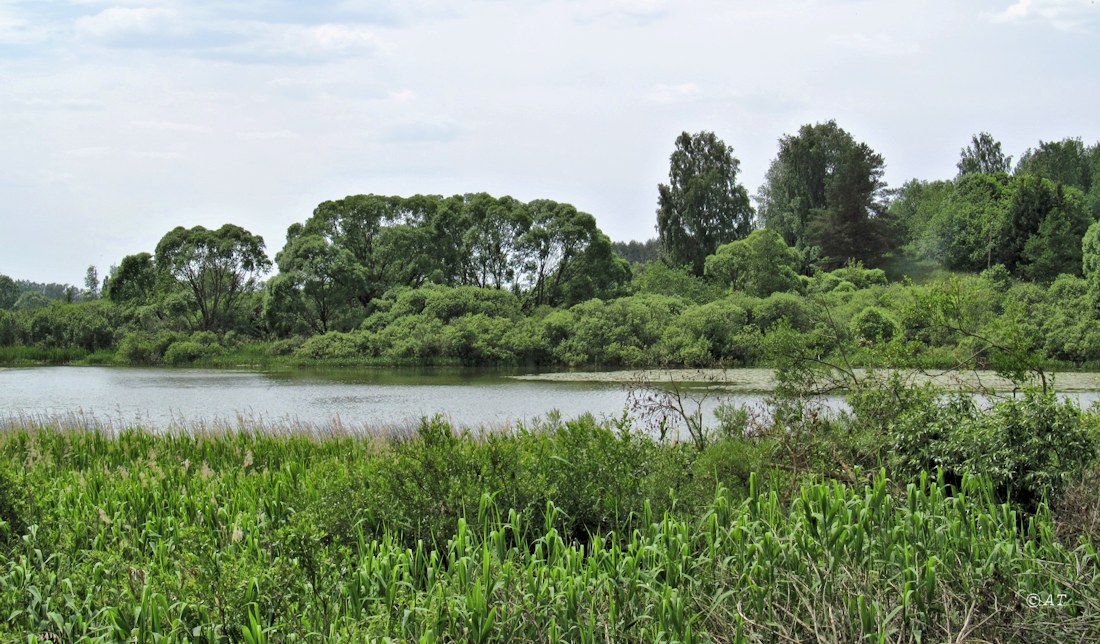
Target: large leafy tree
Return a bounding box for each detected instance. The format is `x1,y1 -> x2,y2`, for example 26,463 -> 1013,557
757,120 -> 889,268
1016,137 -> 1100,219
265,233 -> 366,335
517,199 -> 628,308
154,224 -> 271,331
0,275 -> 18,310
105,252 -> 160,305
656,131 -> 754,275
957,132 -> 1012,177
1016,137 -> 1093,191
303,195 -> 441,305
1006,177 -> 1090,281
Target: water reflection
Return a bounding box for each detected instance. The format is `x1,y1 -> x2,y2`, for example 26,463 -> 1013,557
3,366 -> 1098,434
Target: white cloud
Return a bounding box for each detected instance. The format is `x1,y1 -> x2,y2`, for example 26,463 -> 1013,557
130,149 -> 185,160
646,82 -> 700,103
10,97 -> 104,111
828,33 -> 920,56
62,146 -> 113,158
380,120 -> 464,143
131,120 -> 212,133
990,0 -> 1097,31
258,23 -> 387,58
236,130 -> 299,141
75,6 -> 177,39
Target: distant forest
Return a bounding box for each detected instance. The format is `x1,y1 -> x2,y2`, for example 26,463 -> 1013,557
3,122 -> 1100,369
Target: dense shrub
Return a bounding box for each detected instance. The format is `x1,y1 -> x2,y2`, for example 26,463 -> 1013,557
293,331 -> 371,360
889,388 -> 1097,507
163,341 -> 212,366
752,292 -> 814,332
850,306 -> 901,343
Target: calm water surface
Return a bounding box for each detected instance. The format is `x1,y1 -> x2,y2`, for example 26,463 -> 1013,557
5,366 -> 1097,434
0,366 -> 772,432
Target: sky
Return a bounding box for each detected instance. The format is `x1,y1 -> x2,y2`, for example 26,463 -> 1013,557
1,0 -> 1098,285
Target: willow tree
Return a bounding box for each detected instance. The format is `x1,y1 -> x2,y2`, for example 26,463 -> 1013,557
154,224 -> 271,331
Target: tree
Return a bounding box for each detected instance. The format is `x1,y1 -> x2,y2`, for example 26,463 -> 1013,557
757,120 -> 889,268
1018,183 -> 1091,282
265,233 -> 365,335
656,131 -> 754,275
1083,221 -> 1100,308
611,238 -> 659,264
0,275 -> 17,310
957,132 -> 1012,177
303,194 -> 439,305
83,266 -> 100,300
1016,137 -> 1092,191
517,199 -> 628,308
106,253 -> 159,305
888,179 -> 956,255
154,224 -> 271,332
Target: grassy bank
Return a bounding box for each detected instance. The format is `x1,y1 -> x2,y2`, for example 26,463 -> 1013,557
2,411 -> 1099,641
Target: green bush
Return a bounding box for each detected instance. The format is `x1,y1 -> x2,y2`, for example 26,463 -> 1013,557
293,331 -> 371,360
163,341 -> 210,366
266,336 -> 307,356
116,330 -> 184,365
890,388 -> 1097,507
752,292 -> 813,332
850,306 -> 900,343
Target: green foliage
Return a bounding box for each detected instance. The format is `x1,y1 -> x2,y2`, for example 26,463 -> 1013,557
162,340 -> 223,366
891,389 -> 1097,508
1082,221 -> 1100,307
116,330 -> 184,365
957,131 -> 1012,176
2,422 -> 1098,641
105,252 -> 159,305
850,306 -> 900,343
293,331 -> 371,360
758,119 -> 890,267
0,275 -> 17,311
657,131 -> 754,275
555,294 -> 686,366
704,229 -> 801,297
631,261 -> 723,303
155,224 -> 272,332
657,299 -> 754,366
753,292 -> 813,332
0,466 -> 27,548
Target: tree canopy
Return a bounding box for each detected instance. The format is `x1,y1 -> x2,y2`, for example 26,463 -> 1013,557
154,224 -> 271,331
957,132 -> 1012,177
757,120 -> 889,268
656,131 -> 754,275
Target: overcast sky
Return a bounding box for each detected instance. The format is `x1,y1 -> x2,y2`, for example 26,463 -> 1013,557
2,0 -> 1098,285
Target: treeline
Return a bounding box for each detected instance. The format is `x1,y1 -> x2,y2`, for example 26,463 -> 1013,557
2,123 -> 1100,368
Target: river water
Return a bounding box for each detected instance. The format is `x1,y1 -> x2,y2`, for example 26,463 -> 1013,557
0,366 -> 773,433
4,366 -> 1098,435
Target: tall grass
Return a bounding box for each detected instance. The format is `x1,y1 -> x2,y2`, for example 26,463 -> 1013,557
0,345 -> 88,365
0,419 -> 1097,641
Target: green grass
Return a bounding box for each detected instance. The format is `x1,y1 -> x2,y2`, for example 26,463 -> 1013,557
1,418 -> 1097,642
0,345 -> 88,365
